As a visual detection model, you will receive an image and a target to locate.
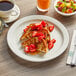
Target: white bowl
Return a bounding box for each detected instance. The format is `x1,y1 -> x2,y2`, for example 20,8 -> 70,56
54,0 -> 76,16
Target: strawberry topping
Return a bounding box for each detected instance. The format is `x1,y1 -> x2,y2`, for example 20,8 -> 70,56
30,44 -> 36,52
30,44 -> 36,49
30,49 -> 36,52
41,21 -> 46,27
32,31 -> 38,37
24,26 -> 29,32
36,24 -> 43,31
51,39 -> 56,43
38,36 -> 43,42
22,21 -> 56,55
24,45 -> 30,53
48,41 -> 54,49
31,25 -> 37,30
49,25 -> 54,32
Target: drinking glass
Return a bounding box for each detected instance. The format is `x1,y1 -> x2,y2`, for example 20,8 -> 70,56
37,0 -> 51,12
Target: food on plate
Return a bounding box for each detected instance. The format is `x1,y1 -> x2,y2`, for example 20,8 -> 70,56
56,0 -> 76,13
20,21 -> 56,55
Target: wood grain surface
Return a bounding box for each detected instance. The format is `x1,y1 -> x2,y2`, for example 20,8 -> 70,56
0,0 -> 76,76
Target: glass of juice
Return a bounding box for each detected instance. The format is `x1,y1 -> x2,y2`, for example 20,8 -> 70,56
37,0 -> 51,12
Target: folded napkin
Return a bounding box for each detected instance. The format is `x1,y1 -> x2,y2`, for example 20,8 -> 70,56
67,30 -> 76,66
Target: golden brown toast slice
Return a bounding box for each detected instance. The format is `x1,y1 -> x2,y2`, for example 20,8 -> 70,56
20,24 -> 35,41
36,39 -> 48,55
29,39 -> 48,55
39,28 -> 50,43
21,37 -> 39,48
21,37 -> 48,55
20,28 -> 50,43
20,23 -> 50,55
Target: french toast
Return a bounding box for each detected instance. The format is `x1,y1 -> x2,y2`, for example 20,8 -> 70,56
21,37 -> 48,55
20,26 -> 50,43
20,21 -> 56,55
20,24 -> 35,41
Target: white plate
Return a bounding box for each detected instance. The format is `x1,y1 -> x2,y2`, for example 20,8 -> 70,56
7,15 -> 69,62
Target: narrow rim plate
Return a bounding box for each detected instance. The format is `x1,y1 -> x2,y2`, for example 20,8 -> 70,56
7,15 -> 69,62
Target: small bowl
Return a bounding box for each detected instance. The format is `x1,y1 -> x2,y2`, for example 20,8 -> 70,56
54,0 -> 76,16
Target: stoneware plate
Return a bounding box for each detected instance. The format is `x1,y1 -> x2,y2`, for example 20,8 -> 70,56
7,15 -> 69,62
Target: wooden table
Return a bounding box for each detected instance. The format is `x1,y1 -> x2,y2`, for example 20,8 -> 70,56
0,0 -> 76,76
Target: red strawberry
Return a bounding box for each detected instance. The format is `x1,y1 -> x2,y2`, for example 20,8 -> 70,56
38,32 -> 45,41
38,36 -> 43,42
38,32 -> 45,38
32,31 -> 38,37
27,26 -> 29,28
35,23 -> 43,31
24,45 -> 30,53
48,41 -> 54,49
41,21 -> 46,27
30,49 -> 36,52
51,39 -> 56,43
31,26 -> 37,30
38,32 -> 43,36
24,28 -> 27,32
30,44 -> 36,49
24,26 -> 29,32
49,25 -> 54,32
37,24 -> 43,31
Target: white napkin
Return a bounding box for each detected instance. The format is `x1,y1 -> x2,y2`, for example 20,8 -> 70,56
67,30 -> 76,65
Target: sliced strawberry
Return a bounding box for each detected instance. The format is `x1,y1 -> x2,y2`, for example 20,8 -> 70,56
30,44 -> 36,49
38,32 -> 45,38
38,36 -> 43,42
43,35 -> 45,38
32,31 -> 38,37
35,23 -> 43,31
24,28 -> 27,32
30,49 -> 36,52
49,25 -> 54,32
27,26 -> 29,28
41,21 -> 46,27
24,45 -> 30,53
31,26 -> 37,30
38,32 -> 44,36
51,39 -> 56,43
24,26 -> 29,32
38,25 -> 43,30
48,42 -> 54,49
